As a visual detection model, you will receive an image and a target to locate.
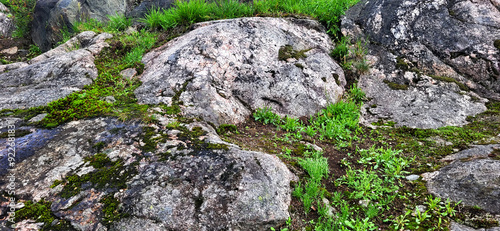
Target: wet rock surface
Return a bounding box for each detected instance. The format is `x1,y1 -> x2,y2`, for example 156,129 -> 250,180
135,17 -> 346,126
343,0 -> 499,129
0,31 -> 112,110
423,145 -> 500,214
0,116 -> 296,230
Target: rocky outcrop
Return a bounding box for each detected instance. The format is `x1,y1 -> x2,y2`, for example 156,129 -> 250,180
450,222 -> 500,231
0,31 -> 112,110
342,0 -> 500,128
0,115 -> 296,230
32,0 -> 133,51
0,3 -> 14,37
423,144 -> 500,214
135,17 -> 346,126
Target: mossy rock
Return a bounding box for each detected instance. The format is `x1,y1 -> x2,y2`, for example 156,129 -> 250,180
383,80 -> 409,90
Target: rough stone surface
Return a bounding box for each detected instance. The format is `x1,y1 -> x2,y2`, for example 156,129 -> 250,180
342,0 -> 499,128
0,3 -> 14,37
0,31 -> 112,110
31,0 -> 132,51
450,221 -> 500,231
135,17 -> 345,126
423,145 -> 500,214
0,117 -> 296,230
126,0 -> 175,18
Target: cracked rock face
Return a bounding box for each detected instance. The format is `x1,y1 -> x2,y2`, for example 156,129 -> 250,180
0,31 -> 112,110
343,0 -> 499,128
135,17 -> 346,126
0,117 -> 296,230
423,144 -> 500,215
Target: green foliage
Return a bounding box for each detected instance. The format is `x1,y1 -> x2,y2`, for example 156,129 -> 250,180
73,18 -> 105,33
105,14 -> 132,32
14,200 -> 75,230
313,101 -> 360,142
141,0 -> 359,38
253,107 -> 282,126
347,84 -> 365,104
281,116 -> 302,132
217,124 -> 238,135
332,36 -> 370,73
1,0 -> 36,38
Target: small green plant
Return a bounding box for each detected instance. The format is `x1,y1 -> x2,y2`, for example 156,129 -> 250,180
105,14 -> 132,31
253,107 -> 282,126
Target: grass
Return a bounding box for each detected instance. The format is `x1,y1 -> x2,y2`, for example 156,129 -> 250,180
140,0 -> 359,38
0,0 -> 36,38
332,36 -> 370,73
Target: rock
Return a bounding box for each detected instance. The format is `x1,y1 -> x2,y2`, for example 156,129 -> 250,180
412,205 -> 427,216
104,96 -> 116,104
0,31 -> 112,110
441,144 -> 500,162
343,0 -> 500,100
359,199 -> 370,207
0,46 -> 17,55
135,17 -> 345,126
0,118 -> 296,230
120,68 -> 137,79
342,0 -> 499,129
31,0 -> 131,51
126,0 -> 175,19
0,3 -> 14,37
424,157 -> 500,214
450,221 -> 500,231
405,174 -> 420,181
28,113 -> 48,123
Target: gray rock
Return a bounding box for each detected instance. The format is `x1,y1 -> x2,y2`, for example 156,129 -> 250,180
120,68 -> 137,79
0,3 -> 14,37
343,0 -> 500,100
104,96 -> 116,104
441,144 -> 500,162
135,17 -> 345,126
31,0 -> 132,51
1,118 -> 296,230
0,31 -> 111,110
0,47 -> 17,55
126,0 -> 175,19
450,221 -> 500,231
342,0 -> 499,129
28,113 -> 48,123
424,158 -> 500,214
405,174 -> 420,181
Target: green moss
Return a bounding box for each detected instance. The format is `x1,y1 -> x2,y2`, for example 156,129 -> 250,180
162,105 -> 181,115
50,179 -> 63,188
15,200 -> 76,230
206,143 -> 229,150
217,124 -> 238,136
58,153 -> 137,199
383,80 -> 409,90
101,195 -> 128,226
0,129 -> 31,138
140,126 -> 160,152
92,141 -> 106,152
295,63 -> 305,69
494,39 -> 500,50
278,45 -> 310,61
396,57 -> 409,71
429,75 -> 469,91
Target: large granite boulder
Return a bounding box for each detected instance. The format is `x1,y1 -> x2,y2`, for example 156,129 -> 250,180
0,3 -> 14,37
423,144 -> 500,214
0,31 -> 112,110
135,17 -> 346,126
31,0 -> 133,51
342,0 -> 500,128
0,115 -> 296,230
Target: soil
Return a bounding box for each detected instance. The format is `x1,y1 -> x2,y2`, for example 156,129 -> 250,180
0,36 -> 33,63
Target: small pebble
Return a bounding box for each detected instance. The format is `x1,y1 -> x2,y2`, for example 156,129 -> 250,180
406,174 -> 420,181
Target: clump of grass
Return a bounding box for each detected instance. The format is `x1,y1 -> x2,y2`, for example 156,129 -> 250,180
253,107 -> 282,126
332,36 -> 370,73
105,14 -> 132,32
